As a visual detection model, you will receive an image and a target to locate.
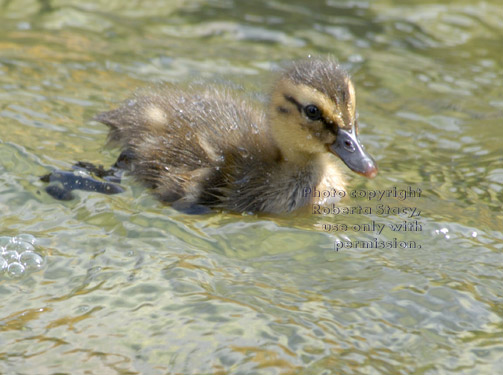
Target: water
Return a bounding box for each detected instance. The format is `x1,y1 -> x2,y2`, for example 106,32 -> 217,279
1,0 -> 502,374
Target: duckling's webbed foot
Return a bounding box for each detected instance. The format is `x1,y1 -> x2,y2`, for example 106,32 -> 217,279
73,161 -> 123,184
41,158 -> 126,201
171,198 -> 213,215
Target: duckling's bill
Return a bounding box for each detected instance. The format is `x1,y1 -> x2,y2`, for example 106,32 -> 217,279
329,127 -> 378,179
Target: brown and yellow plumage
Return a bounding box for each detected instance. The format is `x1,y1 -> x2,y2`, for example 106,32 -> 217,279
48,58 -> 377,214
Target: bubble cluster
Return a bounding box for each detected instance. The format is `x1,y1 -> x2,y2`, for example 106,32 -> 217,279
0,234 -> 44,278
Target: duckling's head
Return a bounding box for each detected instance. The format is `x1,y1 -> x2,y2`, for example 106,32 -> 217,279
269,58 -> 377,178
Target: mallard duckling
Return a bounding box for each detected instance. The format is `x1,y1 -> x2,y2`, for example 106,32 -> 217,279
45,58 -> 377,213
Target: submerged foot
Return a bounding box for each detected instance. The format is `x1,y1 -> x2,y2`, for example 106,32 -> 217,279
171,198 -> 213,215
41,161 -> 125,201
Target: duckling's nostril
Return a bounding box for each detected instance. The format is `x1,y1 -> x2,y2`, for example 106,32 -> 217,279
344,140 -> 355,152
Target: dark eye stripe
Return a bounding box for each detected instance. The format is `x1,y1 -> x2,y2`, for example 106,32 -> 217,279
283,94 -> 303,113
283,94 -> 337,135
321,118 -> 336,134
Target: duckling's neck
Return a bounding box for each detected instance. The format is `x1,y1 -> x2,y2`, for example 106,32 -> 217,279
312,153 -> 347,205
279,149 -> 346,188
279,148 -> 317,165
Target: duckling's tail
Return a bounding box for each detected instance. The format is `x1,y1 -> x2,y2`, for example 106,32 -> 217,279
94,109 -> 129,147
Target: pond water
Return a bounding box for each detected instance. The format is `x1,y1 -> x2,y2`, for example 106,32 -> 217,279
1,0 -> 502,374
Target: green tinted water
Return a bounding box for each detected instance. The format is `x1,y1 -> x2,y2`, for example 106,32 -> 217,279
1,0 -> 502,374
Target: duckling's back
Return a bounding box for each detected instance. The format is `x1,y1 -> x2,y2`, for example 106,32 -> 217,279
96,85 -> 280,209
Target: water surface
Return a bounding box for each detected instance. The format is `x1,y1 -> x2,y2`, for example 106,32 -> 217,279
1,0 -> 502,374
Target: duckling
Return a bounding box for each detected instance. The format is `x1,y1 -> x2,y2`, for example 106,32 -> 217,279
44,58 -> 377,214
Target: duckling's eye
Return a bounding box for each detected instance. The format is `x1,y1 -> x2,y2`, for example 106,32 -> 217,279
304,105 -> 322,121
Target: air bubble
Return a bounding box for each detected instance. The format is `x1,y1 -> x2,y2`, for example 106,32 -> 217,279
6,241 -> 35,252
15,234 -> 37,245
237,147 -> 249,158
0,234 -> 44,278
19,251 -> 44,270
7,262 -> 25,277
2,250 -> 19,263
